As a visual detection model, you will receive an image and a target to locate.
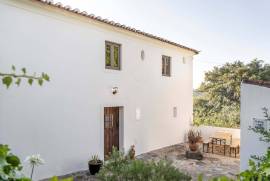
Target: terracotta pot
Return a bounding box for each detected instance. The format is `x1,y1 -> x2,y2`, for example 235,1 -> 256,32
189,143 -> 198,151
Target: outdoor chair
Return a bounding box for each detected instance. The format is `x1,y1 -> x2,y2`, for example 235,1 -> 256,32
229,138 -> 240,158
209,132 -> 232,156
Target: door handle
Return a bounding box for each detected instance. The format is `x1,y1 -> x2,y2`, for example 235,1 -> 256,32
111,115 -> 114,127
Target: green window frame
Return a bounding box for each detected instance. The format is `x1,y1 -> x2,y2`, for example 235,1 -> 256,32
162,55 -> 171,76
105,41 -> 121,70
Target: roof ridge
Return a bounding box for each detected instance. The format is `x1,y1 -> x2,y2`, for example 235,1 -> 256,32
34,0 -> 199,54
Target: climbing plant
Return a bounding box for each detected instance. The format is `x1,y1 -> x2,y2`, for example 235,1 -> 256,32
0,65 -> 50,88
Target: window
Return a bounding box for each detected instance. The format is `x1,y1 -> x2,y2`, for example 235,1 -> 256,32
162,55 -> 171,76
173,107 -> 177,118
141,50 -> 145,60
105,41 -> 121,70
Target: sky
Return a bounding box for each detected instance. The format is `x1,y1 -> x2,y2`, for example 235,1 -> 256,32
58,0 -> 270,88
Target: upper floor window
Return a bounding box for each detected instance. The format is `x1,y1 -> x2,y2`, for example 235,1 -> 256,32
162,55 -> 171,76
105,41 -> 121,70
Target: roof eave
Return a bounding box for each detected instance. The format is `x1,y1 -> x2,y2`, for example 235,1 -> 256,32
242,79 -> 270,88
33,0 -> 199,54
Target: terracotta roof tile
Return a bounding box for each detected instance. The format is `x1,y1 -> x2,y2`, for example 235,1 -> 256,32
242,79 -> 270,88
33,0 -> 199,54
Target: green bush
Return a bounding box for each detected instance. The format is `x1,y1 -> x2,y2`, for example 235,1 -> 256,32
97,147 -> 191,181
0,144 -> 31,181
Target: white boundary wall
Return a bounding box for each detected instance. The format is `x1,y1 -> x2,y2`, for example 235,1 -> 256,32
198,126 -> 240,140
240,83 -> 270,171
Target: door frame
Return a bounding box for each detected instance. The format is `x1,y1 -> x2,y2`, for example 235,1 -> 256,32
101,106 -> 124,159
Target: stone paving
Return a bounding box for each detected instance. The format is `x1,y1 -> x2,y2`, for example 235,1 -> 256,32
47,143 -> 239,181
137,143 -> 240,180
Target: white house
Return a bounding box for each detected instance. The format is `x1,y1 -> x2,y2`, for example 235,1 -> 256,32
0,0 -> 198,179
240,80 -> 270,171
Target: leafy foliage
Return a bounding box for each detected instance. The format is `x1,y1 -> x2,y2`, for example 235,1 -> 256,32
97,147 -> 191,181
0,65 -> 50,88
0,144 -> 31,181
194,59 -> 270,128
240,153 -> 270,180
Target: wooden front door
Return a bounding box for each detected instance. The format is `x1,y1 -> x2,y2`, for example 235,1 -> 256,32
104,107 -> 119,157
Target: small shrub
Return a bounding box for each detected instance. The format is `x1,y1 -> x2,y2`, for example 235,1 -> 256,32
97,147 -> 191,181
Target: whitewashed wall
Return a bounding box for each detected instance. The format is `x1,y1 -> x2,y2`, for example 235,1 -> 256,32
198,126 -> 240,140
0,0 -> 195,179
240,83 -> 270,171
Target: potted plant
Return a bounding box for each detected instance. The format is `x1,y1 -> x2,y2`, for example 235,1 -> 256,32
88,155 -> 102,175
128,145 -> 136,160
187,129 -> 201,151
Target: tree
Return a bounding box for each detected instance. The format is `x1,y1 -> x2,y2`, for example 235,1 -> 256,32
194,59 -> 270,128
0,65 -> 50,88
